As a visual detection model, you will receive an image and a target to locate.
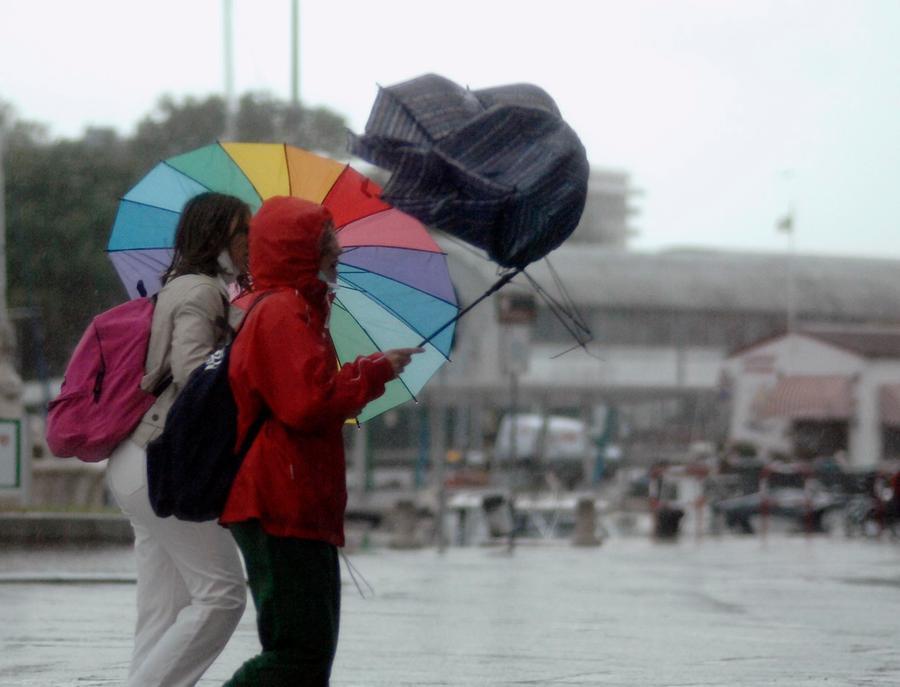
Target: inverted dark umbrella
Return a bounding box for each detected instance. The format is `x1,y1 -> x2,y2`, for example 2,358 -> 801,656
349,73 -> 590,271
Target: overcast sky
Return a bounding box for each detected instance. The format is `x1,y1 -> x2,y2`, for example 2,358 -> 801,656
1,0 -> 898,258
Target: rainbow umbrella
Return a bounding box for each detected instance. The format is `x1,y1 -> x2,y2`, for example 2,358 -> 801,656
107,142 -> 458,422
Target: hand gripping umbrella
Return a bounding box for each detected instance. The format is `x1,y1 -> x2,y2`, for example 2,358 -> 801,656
106,142 -> 458,422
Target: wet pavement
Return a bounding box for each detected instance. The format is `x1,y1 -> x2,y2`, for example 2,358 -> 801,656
2,534 -> 900,686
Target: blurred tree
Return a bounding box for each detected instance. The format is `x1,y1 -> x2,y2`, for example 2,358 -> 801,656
235,92 -> 348,154
4,92 -> 350,379
133,92 -> 349,167
131,94 -> 229,168
5,124 -> 132,378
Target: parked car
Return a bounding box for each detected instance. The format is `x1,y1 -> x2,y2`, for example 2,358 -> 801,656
711,487 -> 847,534
493,413 -> 594,488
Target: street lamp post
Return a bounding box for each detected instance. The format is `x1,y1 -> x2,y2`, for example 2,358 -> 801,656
497,292 -> 536,551
0,117 -> 7,316
777,171 -> 797,334
222,0 -> 236,140
291,0 -> 300,105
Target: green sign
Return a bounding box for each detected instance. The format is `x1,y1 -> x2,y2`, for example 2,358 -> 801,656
0,418 -> 22,488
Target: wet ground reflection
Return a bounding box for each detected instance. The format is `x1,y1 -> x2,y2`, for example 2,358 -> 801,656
2,535 -> 900,685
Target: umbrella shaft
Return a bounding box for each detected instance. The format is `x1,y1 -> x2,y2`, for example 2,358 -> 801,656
417,269 -> 522,348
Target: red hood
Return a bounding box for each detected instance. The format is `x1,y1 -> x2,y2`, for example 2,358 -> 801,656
250,196 -> 332,295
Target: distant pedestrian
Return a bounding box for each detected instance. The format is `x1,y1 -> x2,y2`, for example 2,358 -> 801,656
220,196 -> 421,686
105,192 -> 250,687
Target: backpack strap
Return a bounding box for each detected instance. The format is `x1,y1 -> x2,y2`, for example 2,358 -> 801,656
230,290 -> 276,458
234,290 -> 275,335
148,293 -> 174,398
237,409 -> 268,459
152,291 -> 239,399
214,293 -> 235,348
149,373 -> 174,398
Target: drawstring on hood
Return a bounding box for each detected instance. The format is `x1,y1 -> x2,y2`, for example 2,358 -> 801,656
250,196 -> 334,303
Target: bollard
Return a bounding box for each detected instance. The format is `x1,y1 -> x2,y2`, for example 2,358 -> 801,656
653,504 -> 684,540
482,493 -> 513,538
389,498 -> 422,549
572,497 -> 601,547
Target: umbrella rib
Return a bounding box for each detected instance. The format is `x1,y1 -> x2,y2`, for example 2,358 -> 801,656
337,207 -> 448,255
524,266 -> 591,338
522,269 -> 594,353
282,143 -> 290,197
341,241 -> 447,257
217,142 -> 265,204
323,167 -> 387,226
106,246 -> 174,254
322,163 -> 350,203
382,87 -> 437,145
283,145 -> 350,203
112,197 -> 186,217
337,275 -> 456,360
337,279 -> 453,363
430,228 -> 492,263
544,258 -> 591,335
338,256 -> 458,309
128,157 -> 260,209
331,297 -> 419,402
156,160 -> 216,196
107,199 -> 180,253
416,268 -> 520,348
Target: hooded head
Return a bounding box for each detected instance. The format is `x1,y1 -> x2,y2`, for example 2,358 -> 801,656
250,196 -> 334,294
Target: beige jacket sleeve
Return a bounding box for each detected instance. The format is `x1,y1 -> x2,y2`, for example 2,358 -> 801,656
130,274 -> 236,448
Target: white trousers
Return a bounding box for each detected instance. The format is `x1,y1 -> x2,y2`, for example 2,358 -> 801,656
106,439 -> 247,687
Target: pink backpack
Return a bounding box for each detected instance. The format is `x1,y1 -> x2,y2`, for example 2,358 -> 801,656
46,297 -> 168,461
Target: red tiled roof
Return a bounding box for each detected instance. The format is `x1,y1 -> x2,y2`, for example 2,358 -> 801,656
880,385 -> 900,426
762,375 -> 853,420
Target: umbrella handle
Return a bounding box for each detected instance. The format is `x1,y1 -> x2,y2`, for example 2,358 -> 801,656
416,268 -> 522,348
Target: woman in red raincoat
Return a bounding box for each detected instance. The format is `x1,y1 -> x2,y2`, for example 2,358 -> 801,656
221,196 -> 420,686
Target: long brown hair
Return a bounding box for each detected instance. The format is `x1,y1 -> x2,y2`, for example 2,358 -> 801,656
162,192 -> 250,284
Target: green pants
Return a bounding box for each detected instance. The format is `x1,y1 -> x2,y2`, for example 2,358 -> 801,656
225,521 -> 341,687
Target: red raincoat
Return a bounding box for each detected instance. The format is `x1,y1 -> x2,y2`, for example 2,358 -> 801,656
220,197 -> 394,546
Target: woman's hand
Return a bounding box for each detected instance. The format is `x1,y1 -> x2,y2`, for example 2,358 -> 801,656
383,347 -> 425,376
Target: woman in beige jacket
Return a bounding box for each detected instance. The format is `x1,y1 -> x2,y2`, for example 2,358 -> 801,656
105,192 -> 250,687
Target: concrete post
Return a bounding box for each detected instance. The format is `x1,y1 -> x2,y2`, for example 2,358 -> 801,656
850,372 -> 880,469
351,421 -> 368,503
0,320 -> 26,507
389,498 -> 421,549
430,389 -> 447,551
470,396 -> 484,455
581,402 -> 594,488
572,496 -> 601,546
0,126 -> 25,506
0,120 -> 7,315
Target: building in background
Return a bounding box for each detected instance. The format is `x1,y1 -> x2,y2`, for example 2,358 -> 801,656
357,246 -> 900,485
723,327 -> 900,469
348,165 -> 900,485
569,168 -> 640,248
24,159 -> 900,493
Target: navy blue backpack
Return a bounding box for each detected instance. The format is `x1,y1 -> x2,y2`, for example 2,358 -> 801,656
147,292 -> 271,522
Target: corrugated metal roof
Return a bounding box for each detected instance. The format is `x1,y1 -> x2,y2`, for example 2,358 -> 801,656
444,243 -> 900,319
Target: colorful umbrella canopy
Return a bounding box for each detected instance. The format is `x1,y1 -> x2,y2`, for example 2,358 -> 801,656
107,142 -> 458,422
349,73 -> 590,269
